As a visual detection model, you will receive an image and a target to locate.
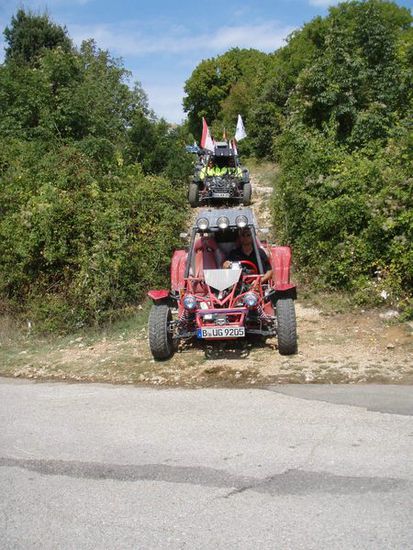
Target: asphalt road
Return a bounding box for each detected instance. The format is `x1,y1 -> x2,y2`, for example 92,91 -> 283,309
1,379 -> 413,549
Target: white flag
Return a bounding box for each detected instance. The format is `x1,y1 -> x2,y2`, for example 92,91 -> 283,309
235,114 -> 247,141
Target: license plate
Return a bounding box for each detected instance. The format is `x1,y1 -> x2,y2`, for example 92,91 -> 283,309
213,193 -> 230,198
197,326 -> 245,339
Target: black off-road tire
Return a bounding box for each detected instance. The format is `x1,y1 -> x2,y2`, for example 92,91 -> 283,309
188,183 -> 200,207
148,304 -> 173,360
242,182 -> 252,205
276,298 -> 297,355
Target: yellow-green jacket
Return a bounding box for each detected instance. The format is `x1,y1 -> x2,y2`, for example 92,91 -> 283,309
199,165 -> 242,180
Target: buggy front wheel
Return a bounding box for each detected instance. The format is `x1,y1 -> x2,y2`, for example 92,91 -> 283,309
148,304 -> 174,360
188,183 -> 200,207
276,298 -> 297,355
242,183 -> 252,205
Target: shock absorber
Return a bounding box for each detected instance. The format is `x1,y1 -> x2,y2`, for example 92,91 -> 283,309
179,309 -> 195,330
179,309 -> 190,323
256,303 -> 271,321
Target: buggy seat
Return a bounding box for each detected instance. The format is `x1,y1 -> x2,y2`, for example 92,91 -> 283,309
193,237 -> 225,278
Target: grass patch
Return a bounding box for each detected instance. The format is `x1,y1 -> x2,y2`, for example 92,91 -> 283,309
0,302 -> 151,379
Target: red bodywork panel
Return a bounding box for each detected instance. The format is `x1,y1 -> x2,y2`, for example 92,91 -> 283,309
269,246 -> 295,291
170,250 -> 187,291
162,240 -> 295,341
148,290 -> 169,301
178,274 -> 275,339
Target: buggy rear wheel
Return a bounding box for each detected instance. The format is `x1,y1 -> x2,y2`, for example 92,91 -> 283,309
148,304 -> 173,360
242,183 -> 252,205
276,298 -> 297,355
188,183 -> 200,207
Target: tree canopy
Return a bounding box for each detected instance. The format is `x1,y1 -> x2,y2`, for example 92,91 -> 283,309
184,0 -> 413,314
0,10 -> 193,331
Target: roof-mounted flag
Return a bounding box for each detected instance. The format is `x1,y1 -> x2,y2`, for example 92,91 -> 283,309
200,117 -> 214,151
235,114 -> 247,141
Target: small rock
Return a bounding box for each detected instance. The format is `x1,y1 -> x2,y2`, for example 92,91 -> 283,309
386,343 -> 395,350
379,310 -> 400,320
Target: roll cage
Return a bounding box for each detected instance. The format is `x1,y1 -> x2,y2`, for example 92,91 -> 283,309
184,208 -> 265,279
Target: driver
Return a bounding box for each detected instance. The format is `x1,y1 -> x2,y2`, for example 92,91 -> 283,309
199,157 -> 220,180
223,228 -> 273,283
199,156 -> 243,180
216,156 -> 242,178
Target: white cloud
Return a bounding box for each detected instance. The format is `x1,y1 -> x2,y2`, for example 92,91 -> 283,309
308,0 -> 339,6
209,23 -> 295,51
69,20 -> 295,57
142,82 -> 186,123
66,19 -> 296,123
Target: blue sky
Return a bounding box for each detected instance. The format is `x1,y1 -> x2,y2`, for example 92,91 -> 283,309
1,0 -> 412,122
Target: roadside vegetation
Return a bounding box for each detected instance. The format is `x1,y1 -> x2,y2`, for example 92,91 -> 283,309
184,0 -> 413,318
1,161 -> 412,385
0,2 -> 412,382
0,10 -> 192,332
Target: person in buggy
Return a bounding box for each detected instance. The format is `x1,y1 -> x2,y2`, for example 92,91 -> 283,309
223,227 -> 273,283
199,153 -> 243,181
147,208 -> 297,359
189,142 -> 252,207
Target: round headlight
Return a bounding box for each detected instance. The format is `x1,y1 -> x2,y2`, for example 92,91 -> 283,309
236,215 -> 248,228
244,292 -> 258,308
217,216 -> 229,229
183,294 -> 197,310
197,218 -> 209,231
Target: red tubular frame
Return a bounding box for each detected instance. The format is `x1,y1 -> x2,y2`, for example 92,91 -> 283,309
181,274 -> 272,338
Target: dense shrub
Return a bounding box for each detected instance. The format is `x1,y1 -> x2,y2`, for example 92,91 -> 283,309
0,142 -> 187,330
273,120 -> 413,309
269,1 -> 413,312
0,11 -> 191,331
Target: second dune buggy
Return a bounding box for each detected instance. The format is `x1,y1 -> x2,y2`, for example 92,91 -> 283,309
189,142 -> 251,207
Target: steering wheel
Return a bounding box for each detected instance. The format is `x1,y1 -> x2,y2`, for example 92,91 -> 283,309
238,260 -> 258,275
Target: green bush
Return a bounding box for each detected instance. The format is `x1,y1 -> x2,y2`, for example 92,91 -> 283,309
269,1 -> 413,313
0,143 -> 187,331
0,11 -> 192,331
273,121 -> 413,310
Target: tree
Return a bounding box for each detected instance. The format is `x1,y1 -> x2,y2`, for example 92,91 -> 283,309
183,48 -> 269,138
0,10 -> 191,330
3,9 -> 72,65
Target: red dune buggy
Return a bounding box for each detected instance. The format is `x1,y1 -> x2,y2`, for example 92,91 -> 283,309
148,208 -> 297,359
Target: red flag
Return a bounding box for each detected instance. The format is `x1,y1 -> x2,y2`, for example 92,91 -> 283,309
231,139 -> 238,155
200,118 -> 214,151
